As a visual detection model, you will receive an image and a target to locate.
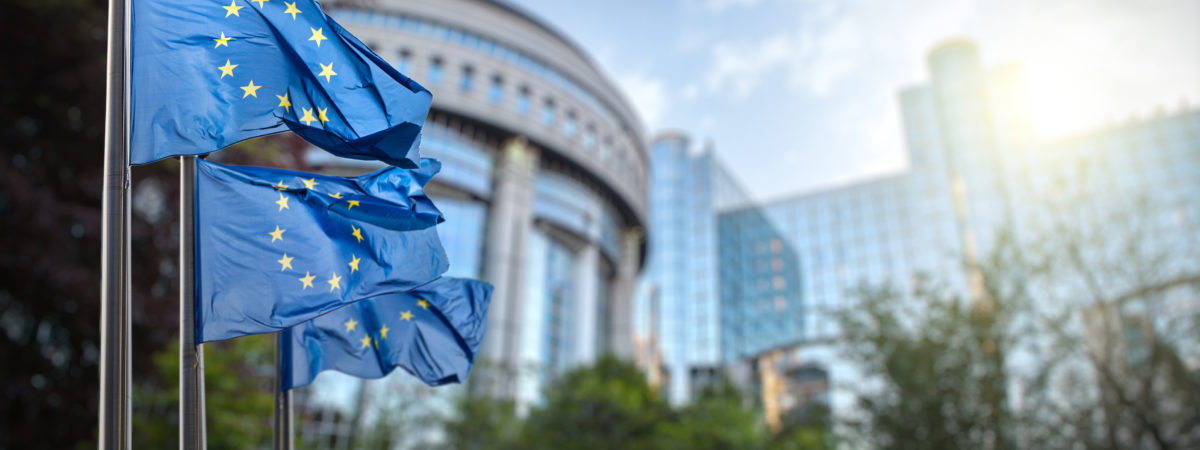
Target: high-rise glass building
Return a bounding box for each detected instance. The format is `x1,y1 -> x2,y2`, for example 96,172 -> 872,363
653,40 -> 1200,416
296,0 -> 649,443
638,133 -> 752,404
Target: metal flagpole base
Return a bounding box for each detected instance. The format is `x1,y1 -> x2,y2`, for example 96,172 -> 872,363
99,0 -> 131,447
179,155 -> 206,449
274,333 -> 294,450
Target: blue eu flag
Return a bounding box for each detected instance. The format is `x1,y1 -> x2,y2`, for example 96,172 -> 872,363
194,158 -> 448,343
280,277 -> 492,390
131,0 -> 432,167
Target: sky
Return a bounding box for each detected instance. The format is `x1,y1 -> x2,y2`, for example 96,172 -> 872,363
508,0 -> 1200,200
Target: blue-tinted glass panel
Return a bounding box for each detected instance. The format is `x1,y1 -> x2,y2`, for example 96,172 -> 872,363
489,76 -> 503,103
427,58 -> 443,85
517,88 -> 530,114
541,100 -> 555,126
460,66 -> 474,91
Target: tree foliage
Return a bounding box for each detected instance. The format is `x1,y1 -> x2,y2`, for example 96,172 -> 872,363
427,356 -> 818,450
836,205 -> 1200,449
133,335 -> 275,449
519,355 -> 673,449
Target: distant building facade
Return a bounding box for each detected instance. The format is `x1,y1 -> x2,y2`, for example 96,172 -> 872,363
647,40 -> 1200,421
296,0 -> 650,445
637,133 -> 753,404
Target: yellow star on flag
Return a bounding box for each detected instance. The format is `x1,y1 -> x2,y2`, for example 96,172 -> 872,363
223,0 -> 243,17
299,107 -> 317,126
347,200 -> 360,210
275,192 -> 290,211
273,180 -> 288,190
317,107 -> 329,125
360,335 -> 371,348
400,311 -> 414,321
269,225 -> 286,242
283,2 -> 302,20
348,254 -> 361,273
417,299 -> 429,309
302,178 -> 319,190
275,92 -> 291,112
241,80 -> 262,98
380,325 -> 389,339
213,32 -> 232,48
252,0 -> 269,7
299,271 -> 315,289
344,318 -> 358,332
277,253 -> 294,271
327,272 -> 342,291
318,62 -> 337,82
351,225 -> 364,243
218,60 -> 237,78
309,27 -> 328,47
329,192 -> 343,199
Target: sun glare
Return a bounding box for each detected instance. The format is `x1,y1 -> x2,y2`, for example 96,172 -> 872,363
1018,53 -> 1111,140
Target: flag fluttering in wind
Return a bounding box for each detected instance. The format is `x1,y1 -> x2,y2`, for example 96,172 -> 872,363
193,158 -> 448,343
131,0 -> 432,167
280,277 -> 492,390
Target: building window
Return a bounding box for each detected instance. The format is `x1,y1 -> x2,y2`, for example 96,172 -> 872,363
488,75 -> 503,103
541,99 -> 556,126
600,137 -> 613,161
516,86 -> 530,114
395,49 -> 411,74
460,65 -> 474,92
427,57 -> 443,85
563,111 -> 577,137
582,125 -> 597,150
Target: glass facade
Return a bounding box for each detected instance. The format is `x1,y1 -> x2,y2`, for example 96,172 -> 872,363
717,207 -> 804,362
640,135 -> 751,404
699,41 -> 1198,416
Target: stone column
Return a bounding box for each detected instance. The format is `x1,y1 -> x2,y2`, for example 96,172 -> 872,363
607,228 -> 643,358
481,136 -> 538,397
572,242 -> 599,366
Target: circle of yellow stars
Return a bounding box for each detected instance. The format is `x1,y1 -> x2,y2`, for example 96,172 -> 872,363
266,176 -> 369,296
209,0 -> 340,128
338,296 -> 429,351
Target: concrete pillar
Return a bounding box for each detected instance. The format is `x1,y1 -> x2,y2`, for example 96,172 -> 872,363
572,242 -> 599,366
608,229 -> 643,358
481,136 -> 538,396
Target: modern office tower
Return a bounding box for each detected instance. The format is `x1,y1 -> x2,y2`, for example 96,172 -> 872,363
639,133 -> 751,404
717,206 -> 804,362
716,40 -> 1198,420
296,0 -> 649,440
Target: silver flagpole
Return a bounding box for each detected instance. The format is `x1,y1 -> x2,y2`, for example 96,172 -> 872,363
179,155 -> 207,449
274,334 -> 294,450
99,0 -> 131,447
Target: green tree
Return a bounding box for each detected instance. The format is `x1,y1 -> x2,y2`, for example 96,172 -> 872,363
834,193 -> 1200,449
133,334 -> 275,449
518,355 -> 671,449
655,377 -> 766,449
768,404 -> 832,450
836,273 -> 1021,450
437,387 -> 522,450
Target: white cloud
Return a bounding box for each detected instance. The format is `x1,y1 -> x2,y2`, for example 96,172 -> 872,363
614,72 -> 669,128
703,34 -> 794,99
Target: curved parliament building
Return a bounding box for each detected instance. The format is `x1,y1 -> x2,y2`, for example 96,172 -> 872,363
310,0 -> 648,403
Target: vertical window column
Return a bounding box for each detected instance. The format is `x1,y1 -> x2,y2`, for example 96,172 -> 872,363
489,75 -> 504,103
460,65 -> 474,92
427,57 -> 443,85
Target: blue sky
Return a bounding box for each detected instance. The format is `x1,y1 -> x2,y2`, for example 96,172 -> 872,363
510,0 -> 1200,200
